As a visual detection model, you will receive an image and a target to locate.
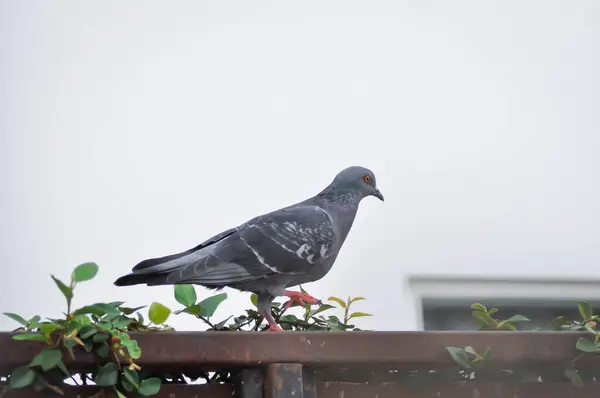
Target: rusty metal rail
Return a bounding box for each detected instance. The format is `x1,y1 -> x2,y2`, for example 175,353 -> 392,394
1,331 -> 598,397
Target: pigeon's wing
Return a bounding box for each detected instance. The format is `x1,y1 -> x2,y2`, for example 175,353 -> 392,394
234,204 -> 337,275
114,205 -> 337,287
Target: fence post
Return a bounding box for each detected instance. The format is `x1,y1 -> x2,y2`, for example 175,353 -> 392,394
302,367 -> 317,398
236,368 -> 264,398
264,363 -> 304,398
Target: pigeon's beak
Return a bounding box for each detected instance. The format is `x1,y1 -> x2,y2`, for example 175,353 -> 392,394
374,187 -> 384,202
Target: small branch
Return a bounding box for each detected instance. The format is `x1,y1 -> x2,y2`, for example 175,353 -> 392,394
252,315 -> 264,331
112,351 -> 121,368
197,315 -> 215,329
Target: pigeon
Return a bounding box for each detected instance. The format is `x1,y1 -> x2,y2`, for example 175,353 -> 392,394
114,166 -> 384,331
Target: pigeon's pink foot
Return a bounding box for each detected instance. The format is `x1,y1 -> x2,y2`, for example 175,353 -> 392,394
260,311 -> 286,332
283,290 -> 322,310
267,324 -> 286,332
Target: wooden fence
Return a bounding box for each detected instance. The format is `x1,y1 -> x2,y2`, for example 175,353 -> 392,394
1,331 -> 598,397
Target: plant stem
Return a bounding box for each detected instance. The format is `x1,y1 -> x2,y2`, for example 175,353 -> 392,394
198,315 -> 215,329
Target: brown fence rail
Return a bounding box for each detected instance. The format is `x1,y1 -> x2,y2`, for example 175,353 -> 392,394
1,331 -> 598,397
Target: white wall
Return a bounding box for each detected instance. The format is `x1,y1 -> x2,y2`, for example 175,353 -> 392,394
1,0 -> 599,332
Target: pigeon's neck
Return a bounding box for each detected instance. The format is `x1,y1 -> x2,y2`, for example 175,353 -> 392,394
315,185 -> 361,242
316,185 -> 362,206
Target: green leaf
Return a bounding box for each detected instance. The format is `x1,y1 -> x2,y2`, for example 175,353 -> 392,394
584,322 -> 597,335
174,284 -> 197,307
348,311 -> 373,320
124,339 -> 142,359
67,320 -> 84,335
578,301 -> 593,322
27,315 -> 42,329
112,316 -> 133,330
470,303 -> 487,312
39,322 -> 60,337
464,346 -> 476,355
12,333 -> 46,341
123,368 -> 139,389
74,314 -> 92,325
550,316 -> 571,330
3,312 -> 28,326
51,275 -> 73,300
74,303 -> 120,317
148,302 -> 171,325
349,297 -> 366,304
95,342 -> 110,358
72,262 -> 99,282
121,377 -> 136,392
213,316 -> 232,330
138,377 -> 161,396
57,360 -> 70,377
198,293 -> 228,317
8,366 -> 36,389
472,310 -> 498,328
30,348 -> 63,371
175,304 -> 202,316
327,315 -> 343,330
446,346 -> 472,369
565,367 -> 583,388
119,305 -> 146,315
78,325 -> 98,339
280,314 -> 299,323
497,322 -> 517,331
498,314 -> 529,330
328,296 -> 346,308
97,321 -> 112,331
250,293 -> 258,308
95,363 -> 119,386
575,337 -> 600,353
309,304 -> 335,318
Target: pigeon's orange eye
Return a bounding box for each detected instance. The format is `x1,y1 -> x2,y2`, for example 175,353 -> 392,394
363,175 -> 371,183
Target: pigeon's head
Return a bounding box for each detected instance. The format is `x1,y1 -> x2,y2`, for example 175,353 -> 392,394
331,166 -> 384,202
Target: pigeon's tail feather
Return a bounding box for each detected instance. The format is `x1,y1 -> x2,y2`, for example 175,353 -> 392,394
132,228 -> 237,272
113,271 -> 230,288
114,228 -> 240,287
114,249 -> 204,287
114,273 -> 154,286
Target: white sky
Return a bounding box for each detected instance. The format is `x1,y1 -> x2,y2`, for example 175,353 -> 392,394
1,0 -> 599,331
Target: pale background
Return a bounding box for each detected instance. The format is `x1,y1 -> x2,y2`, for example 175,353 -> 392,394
1,0 -> 599,332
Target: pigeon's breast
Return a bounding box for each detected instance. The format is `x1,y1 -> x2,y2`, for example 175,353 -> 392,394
323,203 -> 359,247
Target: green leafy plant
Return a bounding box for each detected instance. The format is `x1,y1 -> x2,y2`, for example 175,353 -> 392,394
533,300 -> 600,356
444,300 -> 600,389
470,303 -> 530,331
1,264 -> 374,394
2,263 -> 167,397
573,302 -> 600,354
171,283 -> 372,333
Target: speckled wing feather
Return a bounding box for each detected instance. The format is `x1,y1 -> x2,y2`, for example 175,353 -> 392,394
236,204 -> 337,274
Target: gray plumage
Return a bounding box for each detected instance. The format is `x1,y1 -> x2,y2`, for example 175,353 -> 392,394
114,165 -> 384,330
